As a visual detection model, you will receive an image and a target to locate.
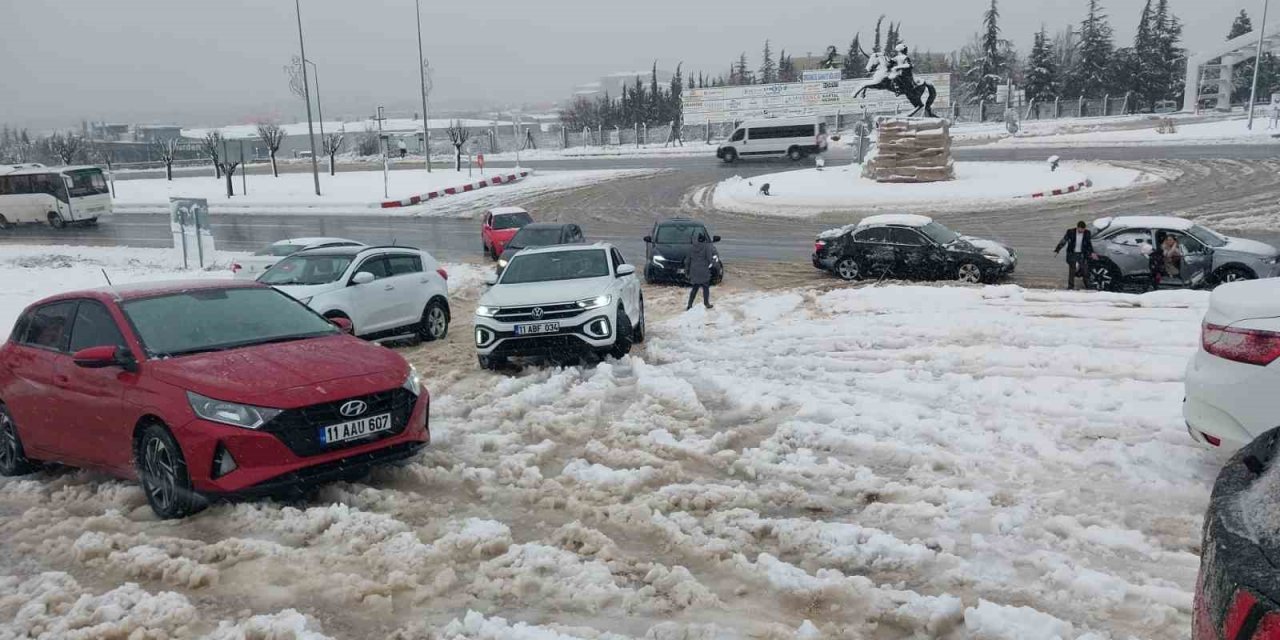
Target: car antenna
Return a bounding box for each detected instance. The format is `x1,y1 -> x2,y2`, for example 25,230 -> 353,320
101,269 -> 113,286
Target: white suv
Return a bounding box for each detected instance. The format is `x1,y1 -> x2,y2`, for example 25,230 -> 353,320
474,243 -> 644,369
259,245 -> 451,342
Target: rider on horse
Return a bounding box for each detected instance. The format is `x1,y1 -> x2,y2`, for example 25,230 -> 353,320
888,43 -> 918,96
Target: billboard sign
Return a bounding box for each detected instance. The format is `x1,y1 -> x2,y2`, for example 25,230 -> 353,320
682,73 -> 952,124
801,69 -> 842,82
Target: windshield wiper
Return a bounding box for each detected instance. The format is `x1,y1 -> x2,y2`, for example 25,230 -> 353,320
162,346 -> 232,358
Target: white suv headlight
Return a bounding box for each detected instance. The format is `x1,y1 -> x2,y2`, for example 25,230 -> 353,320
402,365 -> 422,396
576,294 -> 612,310
187,392 -> 281,430
476,305 -> 499,317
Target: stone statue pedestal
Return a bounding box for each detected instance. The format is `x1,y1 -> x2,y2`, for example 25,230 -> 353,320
861,117 -> 955,183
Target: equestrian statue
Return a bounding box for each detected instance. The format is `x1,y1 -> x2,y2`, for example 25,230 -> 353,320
853,43 -> 939,118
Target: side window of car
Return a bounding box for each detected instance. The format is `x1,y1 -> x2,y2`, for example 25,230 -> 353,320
69,301 -> 127,353
1108,229 -> 1152,247
889,228 -> 927,246
385,255 -> 422,276
853,227 -> 889,245
1171,233 -> 1208,255
19,301 -> 78,352
355,256 -> 390,280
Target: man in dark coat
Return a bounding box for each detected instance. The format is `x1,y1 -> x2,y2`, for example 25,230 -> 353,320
1054,221 -> 1097,290
685,233 -> 715,310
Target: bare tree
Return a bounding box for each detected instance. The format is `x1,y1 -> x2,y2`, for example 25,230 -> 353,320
200,132 -> 223,179
220,157 -> 241,198
154,139 -> 179,181
255,123 -> 286,177
45,132 -> 84,165
321,132 -> 344,176
446,120 -> 471,171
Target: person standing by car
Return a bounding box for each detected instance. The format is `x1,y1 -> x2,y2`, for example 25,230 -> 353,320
1160,233 -> 1183,279
685,233 -> 715,310
1054,221 -> 1096,290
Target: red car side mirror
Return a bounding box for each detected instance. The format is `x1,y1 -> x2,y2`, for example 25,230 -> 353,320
73,345 -> 136,371
330,317 -> 354,334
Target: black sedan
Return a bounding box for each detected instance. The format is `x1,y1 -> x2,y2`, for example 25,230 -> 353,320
812,214 -> 1016,284
496,222 -> 586,271
642,218 -> 723,285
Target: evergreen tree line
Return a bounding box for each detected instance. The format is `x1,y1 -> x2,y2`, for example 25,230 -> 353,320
560,63 -> 686,131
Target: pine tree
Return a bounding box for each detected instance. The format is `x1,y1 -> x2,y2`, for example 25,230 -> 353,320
885,22 -> 901,54
873,15 -> 885,53
779,50 -> 797,83
759,40 -> 778,84
1129,0 -> 1158,109
844,35 -> 867,79
1225,9 -> 1272,103
1065,0 -> 1115,98
1151,0 -> 1184,104
734,52 -> 753,85
1025,26 -> 1059,102
650,62 -> 663,122
966,0 -> 1007,103
1229,10 -> 1253,39
669,63 -> 684,128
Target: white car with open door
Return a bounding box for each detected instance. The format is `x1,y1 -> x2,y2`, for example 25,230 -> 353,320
1184,278 -> 1280,451
258,245 -> 451,343
473,243 -> 644,369
232,237 -> 366,280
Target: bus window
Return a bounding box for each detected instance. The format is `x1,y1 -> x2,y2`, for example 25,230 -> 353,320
65,169 -> 108,197
0,177 -> 10,196
10,176 -> 32,195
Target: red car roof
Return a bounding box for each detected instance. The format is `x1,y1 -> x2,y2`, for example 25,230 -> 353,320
33,279 -> 267,306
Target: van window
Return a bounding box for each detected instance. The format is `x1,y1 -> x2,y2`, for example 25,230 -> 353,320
748,125 -> 816,140
729,129 -> 745,142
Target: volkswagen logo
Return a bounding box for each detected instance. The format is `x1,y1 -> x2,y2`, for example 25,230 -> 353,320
531,307 -> 545,320
339,400 -> 368,418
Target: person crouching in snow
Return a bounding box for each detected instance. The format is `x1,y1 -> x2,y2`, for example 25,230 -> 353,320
685,233 -> 715,310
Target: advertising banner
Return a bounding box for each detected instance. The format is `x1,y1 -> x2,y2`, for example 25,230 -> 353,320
683,74 -> 951,124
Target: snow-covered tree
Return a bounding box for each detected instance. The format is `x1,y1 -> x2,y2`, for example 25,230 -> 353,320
321,132 -> 344,176
844,35 -> 868,80
1150,0 -> 1185,104
885,23 -> 901,55
965,0 -> 1008,104
778,50 -> 797,83
819,45 -> 841,70
255,123 -> 285,177
759,40 -> 778,84
1225,11 -> 1280,104
154,138 -> 179,181
45,132 -> 84,165
1025,26 -> 1059,102
1064,0 -> 1115,98
200,131 -> 223,179
446,120 -> 471,171
220,155 -> 240,199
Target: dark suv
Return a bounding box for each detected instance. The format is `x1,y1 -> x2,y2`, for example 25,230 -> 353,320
812,214 -> 1016,284
642,218 -> 723,284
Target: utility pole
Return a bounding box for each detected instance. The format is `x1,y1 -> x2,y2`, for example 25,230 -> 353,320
415,0 -> 432,173
1248,0 -> 1272,129
375,106 -> 388,198
294,0 -> 321,195
304,59 -> 325,140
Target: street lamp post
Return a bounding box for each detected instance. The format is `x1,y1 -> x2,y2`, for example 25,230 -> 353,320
294,0 -> 321,195
415,0 -> 432,173
1248,0 -> 1272,129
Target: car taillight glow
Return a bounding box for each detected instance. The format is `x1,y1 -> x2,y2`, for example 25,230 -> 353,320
1201,432 -> 1222,447
1203,323 -> 1280,366
436,267 -> 449,280
814,240 -> 826,254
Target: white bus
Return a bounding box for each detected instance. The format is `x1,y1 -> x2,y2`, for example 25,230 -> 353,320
0,164 -> 112,228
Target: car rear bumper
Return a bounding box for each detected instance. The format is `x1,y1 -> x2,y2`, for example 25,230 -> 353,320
1184,349 -> 1279,450
182,392 -> 430,495
812,253 -> 837,270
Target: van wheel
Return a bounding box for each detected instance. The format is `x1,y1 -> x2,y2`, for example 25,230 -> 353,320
0,405 -> 38,476
721,149 -> 738,164
136,423 -> 205,520
787,147 -> 805,162
47,212 -> 66,229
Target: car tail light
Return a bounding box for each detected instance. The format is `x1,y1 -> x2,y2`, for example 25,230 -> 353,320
1203,323 -> 1280,366
230,263 -> 242,273
1202,432 -> 1222,447
814,240 -> 827,254
436,267 -> 449,280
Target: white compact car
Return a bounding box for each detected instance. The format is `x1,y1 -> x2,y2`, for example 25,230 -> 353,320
259,245 -> 451,342
232,237 -> 365,280
474,243 -> 644,369
1184,278 -> 1280,450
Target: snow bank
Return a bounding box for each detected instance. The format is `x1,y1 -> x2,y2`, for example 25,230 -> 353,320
713,161 -> 1150,216
987,116 -> 1280,148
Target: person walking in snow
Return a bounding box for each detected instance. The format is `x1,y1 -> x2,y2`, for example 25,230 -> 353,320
685,233 -> 716,311
1054,221 -> 1096,290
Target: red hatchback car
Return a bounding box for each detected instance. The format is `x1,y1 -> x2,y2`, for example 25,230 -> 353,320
481,207 -> 533,260
0,280 -> 430,519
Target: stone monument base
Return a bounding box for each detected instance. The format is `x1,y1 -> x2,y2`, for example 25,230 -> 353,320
862,117 -> 955,183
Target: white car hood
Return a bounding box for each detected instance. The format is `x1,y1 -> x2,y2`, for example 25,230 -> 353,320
480,277 -> 613,308
1207,278 -> 1280,324
272,282 -> 339,301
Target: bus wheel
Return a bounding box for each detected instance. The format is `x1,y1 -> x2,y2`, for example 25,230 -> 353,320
47,212 -> 66,229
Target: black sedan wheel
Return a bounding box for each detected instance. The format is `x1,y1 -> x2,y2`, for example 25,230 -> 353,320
956,262 -> 984,284
835,257 -> 861,281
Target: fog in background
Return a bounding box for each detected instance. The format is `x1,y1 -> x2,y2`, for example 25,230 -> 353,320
0,0 -> 1266,129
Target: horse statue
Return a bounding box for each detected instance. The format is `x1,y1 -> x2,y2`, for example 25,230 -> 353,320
853,44 -> 939,119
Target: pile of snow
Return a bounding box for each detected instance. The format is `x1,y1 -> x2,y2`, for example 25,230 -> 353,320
0,248 -> 1223,637
111,169 -> 652,216
986,117 -> 1280,148
713,161 -> 1150,216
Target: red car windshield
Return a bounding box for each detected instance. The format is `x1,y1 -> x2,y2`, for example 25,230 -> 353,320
121,288 -> 338,358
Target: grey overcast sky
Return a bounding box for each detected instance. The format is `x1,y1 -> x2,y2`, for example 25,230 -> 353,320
0,0 -> 1265,129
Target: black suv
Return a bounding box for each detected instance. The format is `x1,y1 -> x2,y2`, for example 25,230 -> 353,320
642,218 -> 723,284
497,222 -> 586,271
812,215 -> 1016,284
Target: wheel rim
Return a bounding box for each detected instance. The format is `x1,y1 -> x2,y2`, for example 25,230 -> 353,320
427,307 -> 447,338
838,260 -> 859,280
0,413 -> 17,470
958,264 -> 981,283
143,437 -> 177,512
1223,271 -> 1246,283
1092,267 -> 1112,290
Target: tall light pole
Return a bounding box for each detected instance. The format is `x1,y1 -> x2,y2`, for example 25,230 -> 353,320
1248,0 -> 1272,130
415,0 -> 432,173
294,0 -> 321,195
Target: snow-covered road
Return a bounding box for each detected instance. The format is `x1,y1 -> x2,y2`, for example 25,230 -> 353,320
0,253 -> 1224,638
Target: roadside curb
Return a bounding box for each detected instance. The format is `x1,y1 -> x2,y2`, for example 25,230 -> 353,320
1024,178 -> 1092,199
378,170 -> 532,208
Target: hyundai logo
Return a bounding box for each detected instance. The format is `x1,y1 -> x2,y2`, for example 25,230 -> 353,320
339,400 -> 368,418
531,307 -> 545,320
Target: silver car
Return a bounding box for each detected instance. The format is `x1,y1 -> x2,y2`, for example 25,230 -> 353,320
1089,216 -> 1280,291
